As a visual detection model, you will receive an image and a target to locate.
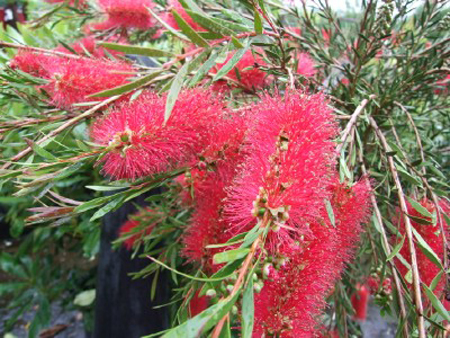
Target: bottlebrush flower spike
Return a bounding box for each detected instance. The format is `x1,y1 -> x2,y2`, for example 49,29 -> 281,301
253,179 -> 371,336
181,114 -> 249,269
224,91 -> 338,252
42,57 -> 133,109
295,52 -> 316,78
393,198 -> 449,297
94,0 -> 157,30
91,89 -> 228,180
10,51 -> 57,79
119,208 -> 159,250
213,49 -> 269,91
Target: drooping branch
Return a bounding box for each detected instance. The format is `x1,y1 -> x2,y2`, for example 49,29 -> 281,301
1,95 -> 122,170
369,117 -> 425,338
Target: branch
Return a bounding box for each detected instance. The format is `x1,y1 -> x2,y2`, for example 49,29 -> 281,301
0,40 -> 82,59
336,95 -> 375,155
1,95 -> 121,170
369,117 -> 425,338
358,148 -> 409,337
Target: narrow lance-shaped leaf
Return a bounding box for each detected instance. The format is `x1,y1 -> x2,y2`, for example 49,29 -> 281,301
101,42 -> 175,58
88,71 -> 164,98
406,196 -> 433,219
386,235 -> 405,261
411,227 -> 443,269
254,9 -> 263,34
213,248 -> 250,264
325,199 -> 336,227
241,278 -> 254,338
213,45 -> 249,81
161,291 -> 240,338
165,61 -> 190,123
184,9 -> 235,37
422,283 -> 450,322
172,10 -> 209,47
189,50 -> 219,87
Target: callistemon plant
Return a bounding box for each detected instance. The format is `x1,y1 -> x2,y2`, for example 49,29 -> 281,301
0,0 -> 449,337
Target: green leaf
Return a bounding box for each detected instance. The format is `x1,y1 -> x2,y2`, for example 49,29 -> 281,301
74,194 -> 117,213
411,227 -> 443,269
189,51 -> 220,87
31,142 -> 57,161
213,248 -> 250,264
241,278 -> 254,338
386,235 -> 405,261
184,9 -> 235,37
430,270 -> 444,291
339,156 -> 353,181
231,36 -> 245,48
254,9 -> 263,34
88,71 -> 164,98
85,185 -> 126,192
213,45 -> 249,81
406,196 -> 433,219
101,42 -> 175,57
324,199 -> 335,227
90,195 -> 126,221
407,214 -> 433,225
74,289 -> 96,307
172,10 -> 209,47
147,6 -> 190,42
147,256 -> 232,282
161,292 -> 240,338
396,166 -> 422,187
165,60 -> 190,122
422,283 -> 450,322
404,269 -> 413,284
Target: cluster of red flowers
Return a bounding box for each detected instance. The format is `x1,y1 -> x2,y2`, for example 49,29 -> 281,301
108,90 -> 370,336
393,198 -> 450,302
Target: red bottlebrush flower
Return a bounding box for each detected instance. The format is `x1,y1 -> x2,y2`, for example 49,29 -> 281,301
91,89 -> 227,180
223,91 -> 338,253
189,290 -> 208,317
253,179 -> 371,337
164,0 -> 205,32
119,208 -> 158,249
351,283 -> 370,321
213,49 -> 269,91
94,0 -> 156,30
10,51 -> 57,78
42,57 -> 133,109
181,164 -> 238,270
393,198 -> 449,298
55,37 -> 124,58
181,114 -> 249,270
295,52 -> 316,78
